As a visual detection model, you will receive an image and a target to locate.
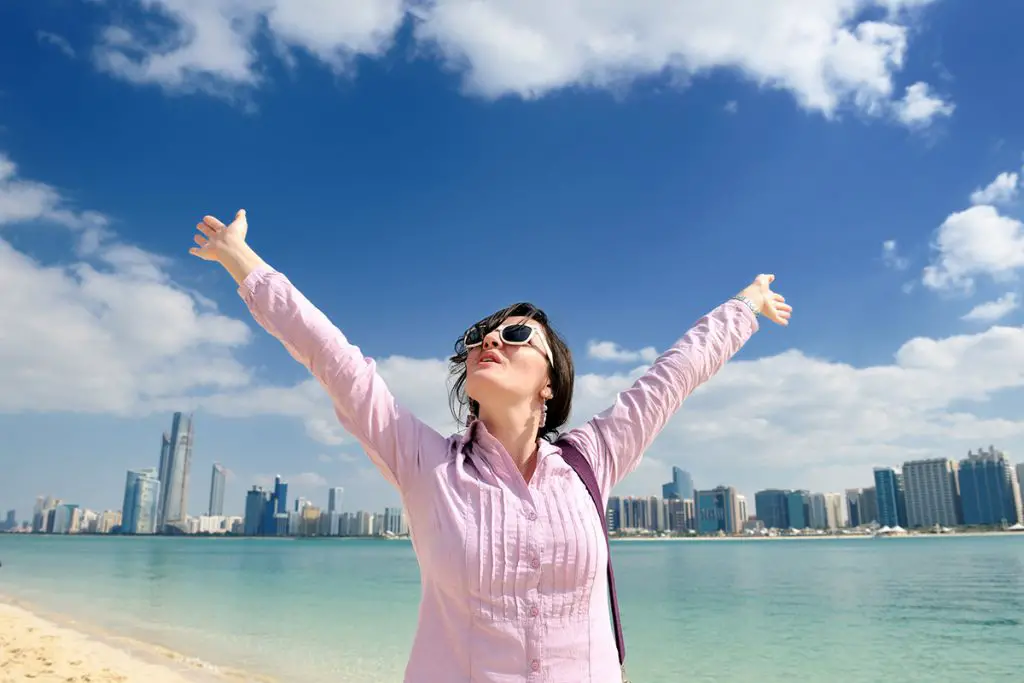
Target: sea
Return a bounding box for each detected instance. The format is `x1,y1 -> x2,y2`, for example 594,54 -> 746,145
0,534 -> 1022,682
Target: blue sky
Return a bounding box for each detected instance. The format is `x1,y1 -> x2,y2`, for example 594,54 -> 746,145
3,0 -> 1024,520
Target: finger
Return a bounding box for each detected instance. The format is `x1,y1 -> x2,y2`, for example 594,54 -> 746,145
775,302 -> 793,313
772,292 -> 786,303
196,221 -> 216,238
231,208 -> 247,227
202,215 -> 226,231
194,234 -> 208,247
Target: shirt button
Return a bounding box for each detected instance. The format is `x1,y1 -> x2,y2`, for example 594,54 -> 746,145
530,659 -> 540,672
526,510 -> 537,521
530,557 -> 540,569
529,606 -> 539,617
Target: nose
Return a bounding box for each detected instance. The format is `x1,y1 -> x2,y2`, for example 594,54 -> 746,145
482,329 -> 503,350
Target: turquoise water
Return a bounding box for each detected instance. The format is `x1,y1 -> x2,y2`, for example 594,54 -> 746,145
1,535 -> 1022,682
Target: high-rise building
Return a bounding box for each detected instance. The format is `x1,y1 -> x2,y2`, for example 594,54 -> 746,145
786,490 -> 809,529
754,489 -> 789,530
958,447 -> 1022,526
1,510 -> 15,531
274,475 -> 288,515
824,492 -> 844,529
661,467 -> 694,501
695,486 -> 741,534
606,496 -> 622,532
736,494 -> 748,523
902,458 -> 961,528
807,493 -> 828,529
873,467 -> 908,528
382,507 -> 404,535
861,486 -> 878,524
157,412 -> 194,531
328,487 -> 344,514
846,488 -> 863,527
244,486 -> 268,536
121,468 -> 161,534
209,463 -> 226,516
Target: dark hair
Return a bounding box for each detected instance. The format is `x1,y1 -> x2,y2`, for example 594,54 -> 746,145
448,302 -> 574,441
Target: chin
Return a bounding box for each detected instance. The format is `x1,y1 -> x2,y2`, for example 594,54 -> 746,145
466,374 -> 516,407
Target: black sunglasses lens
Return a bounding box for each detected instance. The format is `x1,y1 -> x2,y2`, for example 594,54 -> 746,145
502,324 -> 533,343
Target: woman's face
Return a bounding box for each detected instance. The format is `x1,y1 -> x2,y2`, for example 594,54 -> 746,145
464,316 -> 553,410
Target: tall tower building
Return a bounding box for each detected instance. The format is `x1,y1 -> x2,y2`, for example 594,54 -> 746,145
873,467 -> 907,528
157,412 -> 194,531
121,468 -> 161,534
824,492 -> 844,529
328,487 -> 344,514
754,489 -> 790,530
902,458 -> 960,528
661,466 -> 694,501
958,447 -> 1022,526
209,463 -> 227,516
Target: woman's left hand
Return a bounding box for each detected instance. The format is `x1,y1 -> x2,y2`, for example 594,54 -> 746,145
738,274 -> 792,326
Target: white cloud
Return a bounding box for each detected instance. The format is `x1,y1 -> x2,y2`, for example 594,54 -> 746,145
724,100 -> 738,114
962,293 -> 1019,323
0,154 -> 106,230
37,31 -> 76,59
0,152 -> 252,415
892,81 -> 954,127
90,0 -> 950,126
922,205 -> 1024,292
587,340 -> 660,364
92,0 -> 405,97
970,171 -> 1020,207
881,239 -> 909,270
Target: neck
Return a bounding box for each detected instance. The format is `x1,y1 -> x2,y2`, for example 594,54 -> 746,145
478,400 -> 544,480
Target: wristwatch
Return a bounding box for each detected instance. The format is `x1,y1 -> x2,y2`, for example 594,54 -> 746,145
731,294 -> 760,316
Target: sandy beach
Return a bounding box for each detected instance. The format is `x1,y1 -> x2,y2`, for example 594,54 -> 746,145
0,599 -> 267,683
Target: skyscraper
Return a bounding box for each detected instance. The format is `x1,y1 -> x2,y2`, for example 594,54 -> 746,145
209,463 -> 227,516
860,486 -> 878,524
754,489 -> 789,530
695,486 -> 741,534
244,486 -> 268,536
157,412 -> 194,531
786,490 -> 809,529
274,475 -> 288,514
121,468 -> 161,534
845,488 -> 863,527
873,467 -> 908,528
958,447 -> 1022,526
902,458 -> 960,528
661,466 -> 694,501
328,487 -> 344,514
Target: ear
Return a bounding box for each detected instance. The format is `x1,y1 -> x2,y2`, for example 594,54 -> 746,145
541,385 -> 553,400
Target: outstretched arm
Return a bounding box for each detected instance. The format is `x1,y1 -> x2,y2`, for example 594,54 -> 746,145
191,210 -> 447,490
561,274 -> 791,494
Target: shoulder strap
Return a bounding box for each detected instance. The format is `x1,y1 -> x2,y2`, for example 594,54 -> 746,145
557,438 -> 626,665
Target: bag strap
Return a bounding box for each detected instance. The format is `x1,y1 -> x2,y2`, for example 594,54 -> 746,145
557,438 -> 626,665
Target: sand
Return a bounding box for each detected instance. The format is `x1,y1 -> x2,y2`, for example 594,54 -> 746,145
0,600 -> 264,683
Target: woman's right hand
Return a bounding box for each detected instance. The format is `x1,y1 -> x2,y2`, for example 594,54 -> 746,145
190,209 -> 249,262
190,209 -> 266,284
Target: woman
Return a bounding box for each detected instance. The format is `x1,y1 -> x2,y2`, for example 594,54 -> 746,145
190,209 -> 791,682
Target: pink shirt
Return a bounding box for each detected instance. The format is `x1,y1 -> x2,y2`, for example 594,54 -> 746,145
239,266 -> 758,682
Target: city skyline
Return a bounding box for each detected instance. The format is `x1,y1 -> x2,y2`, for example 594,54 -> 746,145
8,412 -> 1023,538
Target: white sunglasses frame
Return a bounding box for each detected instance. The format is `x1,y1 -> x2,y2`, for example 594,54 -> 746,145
464,323 -> 554,366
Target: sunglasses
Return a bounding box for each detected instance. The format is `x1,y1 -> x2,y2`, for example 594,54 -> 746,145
463,323 -> 554,365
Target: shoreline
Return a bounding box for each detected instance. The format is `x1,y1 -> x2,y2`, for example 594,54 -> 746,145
0,594 -> 275,683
